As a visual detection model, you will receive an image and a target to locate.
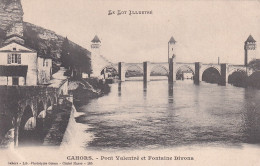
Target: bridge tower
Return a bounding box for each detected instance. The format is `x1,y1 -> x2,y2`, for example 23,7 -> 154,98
244,35 -> 257,66
91,35 -> 101,56
168,36 -> 177,62
168,36 -> 177,83
90,35 -> 102,77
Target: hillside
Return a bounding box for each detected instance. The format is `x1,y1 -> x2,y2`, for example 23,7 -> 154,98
22,22 -> 92,74
23,22 -> 91,60
0,0 -> 92,74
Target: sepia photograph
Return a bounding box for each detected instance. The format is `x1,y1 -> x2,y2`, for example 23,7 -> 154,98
0,0 -> 260,165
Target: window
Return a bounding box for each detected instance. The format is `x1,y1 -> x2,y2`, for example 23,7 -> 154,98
13,48 -> 16,51
8,54 -> 21,64
12,54 -> 17,63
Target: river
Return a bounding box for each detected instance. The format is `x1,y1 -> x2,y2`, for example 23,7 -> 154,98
74,79 -> 260,150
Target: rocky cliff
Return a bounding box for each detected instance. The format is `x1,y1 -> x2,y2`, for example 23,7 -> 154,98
0,0 -> 91,74
0,0 -> 23,30
0,0 -> 23,44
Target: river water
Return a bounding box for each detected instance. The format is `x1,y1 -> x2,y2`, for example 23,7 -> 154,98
76,79 -> 260,150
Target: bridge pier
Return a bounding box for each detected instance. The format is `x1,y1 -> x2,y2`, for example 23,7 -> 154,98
219,63 -> 228,86
168,56 -> 176,83
194,62 -> 201,84
143,61 -> 151,82
118,62 -> 125,82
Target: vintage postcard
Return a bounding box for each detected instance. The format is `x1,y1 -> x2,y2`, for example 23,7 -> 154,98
0,0 -> 260,166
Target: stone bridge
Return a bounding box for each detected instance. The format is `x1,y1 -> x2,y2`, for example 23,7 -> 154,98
0,80 -> 70,147
97,59 -> 250,85
91,35 -> 258,85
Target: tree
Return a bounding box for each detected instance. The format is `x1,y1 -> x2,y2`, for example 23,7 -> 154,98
60,37 -> 71,69
248,59 -> 260,71
60,37 -> 92,78
247,59 -> 260,89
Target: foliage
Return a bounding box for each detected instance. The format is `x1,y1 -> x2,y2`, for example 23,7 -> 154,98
228,71 -> 247,87
248,59 -> 260,71
60,37 -> 92,77
60,37 -> 71,69
248,72 -> 260,89
23,23 -> 92,76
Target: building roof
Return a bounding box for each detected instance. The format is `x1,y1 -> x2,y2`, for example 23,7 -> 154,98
246,35 -> 256,43
169,36 -> 176,44
0,41 -> 37,52
0,65 -> 28,77
91,35 -> 101,43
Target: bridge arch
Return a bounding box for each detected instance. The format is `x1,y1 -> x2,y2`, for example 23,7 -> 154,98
37,100 -> 45,115
201,67 -> 221,84
125,64 -> 143,77
176,65 -> 195,80
18,105 -> 35,146
36,100 -> 45,143
150,65 -> 169,76
201,66 -> 221,76
100,65 -> 118,78
100,65 -> 118,73
228,68 -> 246,77
36,100 -> 45,122
176,65 -> 195,74
20,105 -> 34,130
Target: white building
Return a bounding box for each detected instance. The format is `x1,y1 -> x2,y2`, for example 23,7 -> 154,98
0,35 -> 52,86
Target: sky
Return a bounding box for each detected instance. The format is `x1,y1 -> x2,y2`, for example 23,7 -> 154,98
21,0 -> 260,64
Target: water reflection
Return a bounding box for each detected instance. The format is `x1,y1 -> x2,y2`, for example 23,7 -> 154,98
168,83 -> 174,104
118,82 -> 121,97
79,80 -> 260,149
242,88 -> 260,143
143,81 -> 147,99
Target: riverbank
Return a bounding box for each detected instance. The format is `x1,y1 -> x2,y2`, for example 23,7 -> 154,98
68,78 -> 110,106
41,77 -> 111,147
